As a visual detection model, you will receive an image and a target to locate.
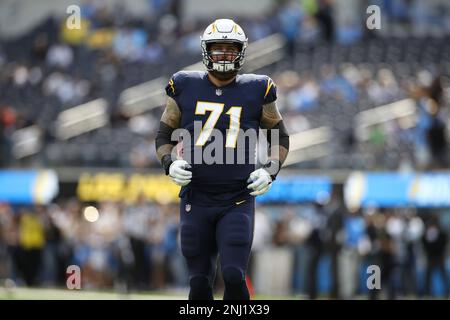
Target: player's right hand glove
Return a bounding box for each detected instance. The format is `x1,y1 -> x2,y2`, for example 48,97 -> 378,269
247,168 -> 272,196
169,159 -> 192,186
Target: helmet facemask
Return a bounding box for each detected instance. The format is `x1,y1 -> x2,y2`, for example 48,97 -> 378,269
201,40 -> 247,76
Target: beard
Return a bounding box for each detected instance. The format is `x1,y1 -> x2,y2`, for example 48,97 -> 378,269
210,69 -> 238,81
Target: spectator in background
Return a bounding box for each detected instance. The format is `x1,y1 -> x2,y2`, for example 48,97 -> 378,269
122,194 -> 159,290
16,208 -> 45,286
0,203 -> 17,284
286,74 -> 319,112
248,209 -> 272,284
112,27 -> 147,62
365,209 -> 382,299
409,75 -> 447,170
427,112 -> 447,169
272,216 -> 290,247
141,40 -> 164,64
366,208 -> 420,300
320,65 -> 357,103
46,44 -> 74,69
243,16 -> 272,42
78,201 -> 121,288
315,0 -> 335,42
47,203 -> 75,286
160,204 -> 187,288
339,209 -> 369,299
367,69 -> 400,105
32,33 -> 49,64
422,214 -> 449,298
378,224 -> 396,299
401,210 -> 424,298
0,115 -> 5,167
0,46 -> 5,67
425,77 -> 447,169
383,210 -> 405,299
326,186 -> 346,299
306,202 -> 329,299
278,0 -> 303,56
37,205 -> 60,286
148,203 -> 169,290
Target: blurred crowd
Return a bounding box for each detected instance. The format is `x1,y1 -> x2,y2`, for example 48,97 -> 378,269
1,188 -> 449,299
257,187 -> 450,299
0,0 -> 275,168
1,0 -> 448,170
0,0 -> 340,169
0,195 -> 186,291
273,66 -> 448,170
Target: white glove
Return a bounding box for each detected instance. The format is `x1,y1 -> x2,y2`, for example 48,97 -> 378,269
247,168 -> 272,196
169,160 -> 192,186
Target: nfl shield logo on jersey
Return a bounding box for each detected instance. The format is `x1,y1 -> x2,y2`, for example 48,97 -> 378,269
185,203 -> 191,212
215,88 -> 222,96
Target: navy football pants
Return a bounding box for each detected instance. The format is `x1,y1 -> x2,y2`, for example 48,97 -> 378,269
179,197 -> 255,300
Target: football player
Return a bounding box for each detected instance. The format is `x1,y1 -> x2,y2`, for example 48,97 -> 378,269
156,19 -> 289,300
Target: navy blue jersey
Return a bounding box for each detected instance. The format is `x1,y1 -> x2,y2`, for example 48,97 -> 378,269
165,71 -> 277,205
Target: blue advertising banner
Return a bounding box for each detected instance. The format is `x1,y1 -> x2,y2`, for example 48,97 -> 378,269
345,172 -> 450,208
0,170 -> 59,204
257,176 -> 332,204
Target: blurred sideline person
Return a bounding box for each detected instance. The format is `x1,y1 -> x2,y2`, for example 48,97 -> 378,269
325,186 -> 346,299
122,194 -> 159,290
422,215 -> 449,298
409,75 -> 447,169
155,19 -> 289,300
305,202 -> 328,300
339,209 -> 368,299
17,208 -> 45,286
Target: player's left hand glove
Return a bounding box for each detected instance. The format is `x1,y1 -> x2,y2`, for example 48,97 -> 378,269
169,159 -> 192,187
247,168 -> 272,196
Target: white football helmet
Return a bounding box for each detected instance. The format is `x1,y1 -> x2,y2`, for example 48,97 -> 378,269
200,19 -> 248,73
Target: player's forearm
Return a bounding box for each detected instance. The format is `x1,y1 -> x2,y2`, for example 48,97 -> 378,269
155,119 -> 178,160
155,123 -> 178,175
156,97 -> 181,173
268,145 -> 289,166
259,101 -> 289,177
265,119 -> 289,166
156,144 -> 174,162
264,137 -> 289,179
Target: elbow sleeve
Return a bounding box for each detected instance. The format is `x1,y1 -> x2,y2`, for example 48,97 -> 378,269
155,121 -> 177,150
266,120 -> 289,150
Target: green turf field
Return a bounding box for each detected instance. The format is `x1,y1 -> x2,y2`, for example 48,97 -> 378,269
0,287 -> 186,300
0,286 -> 302,300
1,287 -> 437,300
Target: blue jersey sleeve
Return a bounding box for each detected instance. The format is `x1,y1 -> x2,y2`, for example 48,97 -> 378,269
165,72 -> 184,98
263,76 -> 277,104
